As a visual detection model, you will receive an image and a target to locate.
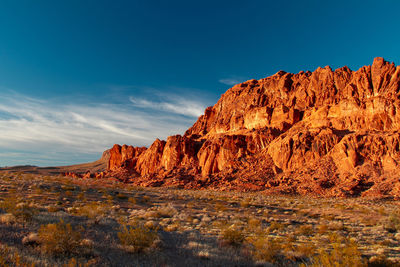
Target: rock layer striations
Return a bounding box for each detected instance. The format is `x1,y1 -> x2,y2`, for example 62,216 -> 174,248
89,58 -> 400,197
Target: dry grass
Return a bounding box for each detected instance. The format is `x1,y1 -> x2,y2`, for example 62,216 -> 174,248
0,171 -> 400,266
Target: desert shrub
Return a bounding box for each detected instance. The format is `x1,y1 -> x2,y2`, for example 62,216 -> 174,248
317,224 -> 329,234
155,204 -> 176,218
0,195 -> 17,213
247,236 -> 281,263
378,239 -> 394,247
141,195 -> 151,204
144,204 -> 177,219
61,185 -> 75,191
0,243 -> 36,267
77,192 -> 86,201
362,216 -> 380,226
63,257 -> 98,267
128,197 -> 137,204
0,213 -> 16,224
328,221 -> 346,231
116,193 -> 128,200
117,223 -> 159,253
38,220 -> 83,256
377,207 -> 387,216
164,223 -> 179,232
144,220 -> 159,230
0,245 -> 9,266
214,202 -> 227,212
295,242 -> 316,258
383,212 -> 400,232
105,194 -> 114,204
73,202 -> 109,220
63,190 -> 73,198
212,219 -> 228,229
0,197 -> 37,223
268,221 -> 284,232
14,203 -> 37,223
368,255 -> 400,267
280,237 -> 295,256
220,227 -> 245,247
34,187 -> 44,195
247,217 -> 262,229
296,224 -> 314,236
240,198 -> 252,208
48,205 -> 62,212
301,236 -> 366,267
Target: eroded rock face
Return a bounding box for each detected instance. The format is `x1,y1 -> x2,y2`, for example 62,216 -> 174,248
267,127 -> 342,170
160,135 -> 202,171
79,57 -> 400,198
108,144 -> 146,171
135,139 -> 165,176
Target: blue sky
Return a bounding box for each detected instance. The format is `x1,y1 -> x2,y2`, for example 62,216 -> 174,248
0,0 -> 399,166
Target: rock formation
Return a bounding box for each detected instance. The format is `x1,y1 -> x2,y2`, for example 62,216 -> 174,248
72,57 -> 400,198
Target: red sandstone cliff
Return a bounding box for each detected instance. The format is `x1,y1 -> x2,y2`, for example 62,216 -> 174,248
84,57 -> 400,197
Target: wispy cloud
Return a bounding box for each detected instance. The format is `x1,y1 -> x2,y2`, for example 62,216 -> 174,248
219,77 -> 245,86
129,96 -> 205,117
0,91 -> 206,166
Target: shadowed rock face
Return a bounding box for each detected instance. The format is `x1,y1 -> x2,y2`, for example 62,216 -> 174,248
101,57 -> 400,197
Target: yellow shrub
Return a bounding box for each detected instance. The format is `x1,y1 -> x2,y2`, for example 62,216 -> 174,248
128,197 -> 137,204
301,237 -> 366,267
220,227 -> 245,247
0,197 -> 37,223
296,224 -> 314,236
268,221 -> 284,232
38,220 -> 83,256
117,224 -> 159,253
248,236 -> 281,263
73,202 -> 109,219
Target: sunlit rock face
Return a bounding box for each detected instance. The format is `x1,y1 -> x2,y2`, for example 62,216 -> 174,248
101,57 -> 400,198
108,144 -> 146,171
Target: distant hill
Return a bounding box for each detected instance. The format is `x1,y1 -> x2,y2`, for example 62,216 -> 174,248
1,149 -> 110,175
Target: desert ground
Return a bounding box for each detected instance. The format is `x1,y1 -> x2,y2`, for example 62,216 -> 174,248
0,171 -> 399,266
